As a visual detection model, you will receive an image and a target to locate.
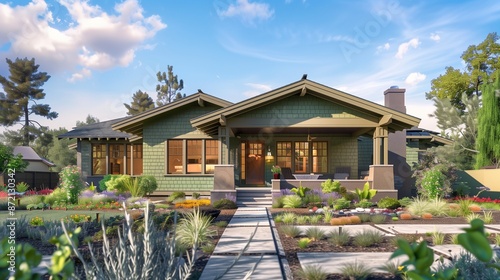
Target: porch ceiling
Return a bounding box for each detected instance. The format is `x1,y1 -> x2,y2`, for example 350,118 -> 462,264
231,127 -> 367,136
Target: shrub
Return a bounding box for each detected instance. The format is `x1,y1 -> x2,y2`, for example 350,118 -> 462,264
323,210 -> 333,224
305,227 -> 326,241
282,195 -> 303,208
16,182 -> 30,193
272,194 -> 285,208
400,213 -> 413,220
465,212 -> 481,223
353,229 -> 383,247
297,265 -> 327,280
469,204 -> 482,212
303,192 -> 323,208
309,215 -> 323,225
340,260 -> 372,279
321,179 -> 342,193
281,212 -> 297,224
369,214 -> 387,224
422,213 -> 433,219
212,198 -> 237,209
44,187 -> 67,206
295,215 -> 309,225
377,197 -> 401,209
175,199 -> 211,208
437,252 -> 500,279
330,218 -> 343,226
281,225 -> 301,238
398,197 -> 413,207
29,216 -> 44,226
354,182 -> 377,201
427,197 -> 449,216
167,191 -> 186,203
357,213 -> 371,223
418,167 -> 448,199
329,229 -> 350,246
407,196 -> 431,216
483,211 -> 494,224
355,199 -> 374,209
201,242 -> 216,254
98,174 -> 113,191
214,221 -> 228,228
139,175 -> 158,195
339,217 -> 352,225
333,198 -> 351,210
431,231 -> 445,245
177,208 -> 216,247
298,237 -> 312,249
348,215 -> 361,224
65,214 -> 91,223
59,165 -> 85,204
192,192 -> 201,199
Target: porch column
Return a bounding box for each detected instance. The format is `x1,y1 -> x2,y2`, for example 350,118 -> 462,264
218,126 -> 229,164
373,126 -> 389,165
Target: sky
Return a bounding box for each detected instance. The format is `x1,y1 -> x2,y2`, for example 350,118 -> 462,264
0,0 -> 499,134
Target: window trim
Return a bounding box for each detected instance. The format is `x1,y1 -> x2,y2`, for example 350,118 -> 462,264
165,139 -> 219,176
91,142 -> 143,176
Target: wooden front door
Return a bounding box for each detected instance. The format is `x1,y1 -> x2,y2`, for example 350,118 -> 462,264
245,142 -> 264,185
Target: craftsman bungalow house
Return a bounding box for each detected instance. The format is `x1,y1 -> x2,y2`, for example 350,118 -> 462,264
60,77 -> 424,202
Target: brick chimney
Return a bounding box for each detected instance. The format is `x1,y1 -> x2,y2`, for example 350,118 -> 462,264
384,86 -> 406,113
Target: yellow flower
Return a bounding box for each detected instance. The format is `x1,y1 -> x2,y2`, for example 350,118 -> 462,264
398,266 -> 405,271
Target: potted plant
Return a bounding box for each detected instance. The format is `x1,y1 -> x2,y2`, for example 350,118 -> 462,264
271,166 -> 281,179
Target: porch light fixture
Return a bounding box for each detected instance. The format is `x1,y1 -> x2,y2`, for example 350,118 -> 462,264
265,147 -> 274,162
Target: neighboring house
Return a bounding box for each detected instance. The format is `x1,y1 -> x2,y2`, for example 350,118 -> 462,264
60,77 -> 422,200
13,146 -> 55,172
406,128 -> 454,166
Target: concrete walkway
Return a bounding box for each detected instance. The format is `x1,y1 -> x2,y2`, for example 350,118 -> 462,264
199,207 -> 289,280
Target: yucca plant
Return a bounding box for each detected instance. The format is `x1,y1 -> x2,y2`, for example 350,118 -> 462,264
431,231 -> 445,245
282,212 -> 297,225
297,265 -> 327,280
281,225 -> 302,238
295,215 -> 310,225
177,208 -> 216,247
305,227 -> 326,241
340,260 -> 372,280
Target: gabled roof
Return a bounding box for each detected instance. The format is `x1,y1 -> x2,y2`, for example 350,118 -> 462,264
13,146 -> 55,167
58,117 -> 132,140
112,92 -> 232,138
191,78 -> 421,134
406,127 -> 453,146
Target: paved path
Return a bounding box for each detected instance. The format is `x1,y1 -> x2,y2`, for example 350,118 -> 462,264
199,207 -> 289,280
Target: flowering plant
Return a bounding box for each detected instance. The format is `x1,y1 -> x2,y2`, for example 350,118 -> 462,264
271,165 -> 281,174
59,165 -> 85,204
30,216 -> 44,226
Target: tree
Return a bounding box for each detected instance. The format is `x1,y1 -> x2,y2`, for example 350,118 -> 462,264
0,58 -> 57,146
429,93 -> 479,169
156,65 -> 184,106
124,90 -> 155,115
475,72 -> 500,169
75,115 -> 100,127
0,143 -> 28,174
426,32 -> 500,111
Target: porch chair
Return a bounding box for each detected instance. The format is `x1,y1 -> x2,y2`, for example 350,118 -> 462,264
280,167 -> 295,179
333,166 -> 351,179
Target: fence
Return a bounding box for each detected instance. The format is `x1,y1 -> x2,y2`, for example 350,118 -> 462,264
14,171 -> 59,190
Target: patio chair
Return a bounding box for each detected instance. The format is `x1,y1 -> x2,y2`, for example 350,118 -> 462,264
280,167 -> 295,179
334,166 -> 351,179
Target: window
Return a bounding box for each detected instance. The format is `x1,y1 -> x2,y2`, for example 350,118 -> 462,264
276,142 -> 292,168
167,139 -> 219,174
294,142 -> 309,173
205,140 -> 218,174
109,144 -> 124,174
92,144 -> 106,175
312,142 -> 327,173
168,140 -> 183,174
187,140 -> 202,173
126,144 -> 143,175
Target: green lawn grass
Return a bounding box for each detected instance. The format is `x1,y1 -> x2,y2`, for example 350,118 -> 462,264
1,210 -> 123,222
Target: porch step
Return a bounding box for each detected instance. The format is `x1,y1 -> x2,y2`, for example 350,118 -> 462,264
236,188 -> 273,208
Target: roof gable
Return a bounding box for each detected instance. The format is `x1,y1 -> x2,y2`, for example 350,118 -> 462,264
58,117 -> 131,140
191,79 -> 420,134
112,92 -> 232,138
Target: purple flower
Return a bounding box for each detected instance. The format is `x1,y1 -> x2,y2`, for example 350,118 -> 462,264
79,190 -> 94,198
280,189 -> 293,196
224,193 -> 236,202
101,190 -> 117,199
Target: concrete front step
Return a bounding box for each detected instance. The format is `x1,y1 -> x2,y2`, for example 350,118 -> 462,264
236,188 -> 273,207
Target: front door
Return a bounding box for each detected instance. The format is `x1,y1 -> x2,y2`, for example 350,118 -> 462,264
245,142 -> 264,185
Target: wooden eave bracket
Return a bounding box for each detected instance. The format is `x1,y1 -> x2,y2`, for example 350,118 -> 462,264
219,114 -> 226,126
378,114 -> 392,126
198,97 -> 205,107
300,85 -> 307,96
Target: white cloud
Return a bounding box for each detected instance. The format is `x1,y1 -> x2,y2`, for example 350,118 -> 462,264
376,42 -> 390,53
243,82 -> 273,97
430,33 -> 441,42
405,72 -> 426,86
395,38 -> 420,59
67,67 -> 91,82
0,0 -> 166,81
217,0 -> 274,23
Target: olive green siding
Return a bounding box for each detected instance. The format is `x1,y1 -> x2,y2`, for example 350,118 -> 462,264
406,140 -> 419,166
358,136 -> 373,178
331,136 -> 358,178
232,94 -> 372,122
142,102 -> 222,192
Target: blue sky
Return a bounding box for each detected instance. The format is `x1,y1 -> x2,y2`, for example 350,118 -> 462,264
0,0 -> 499,133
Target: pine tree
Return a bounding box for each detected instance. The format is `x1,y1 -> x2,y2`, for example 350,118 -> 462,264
475,72 -> 500,169
0,57 -> 57,146
156,65 -> 184,106
124,90 -> 155,115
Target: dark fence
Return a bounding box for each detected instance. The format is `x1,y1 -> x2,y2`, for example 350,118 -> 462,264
15,171 -> 59,190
